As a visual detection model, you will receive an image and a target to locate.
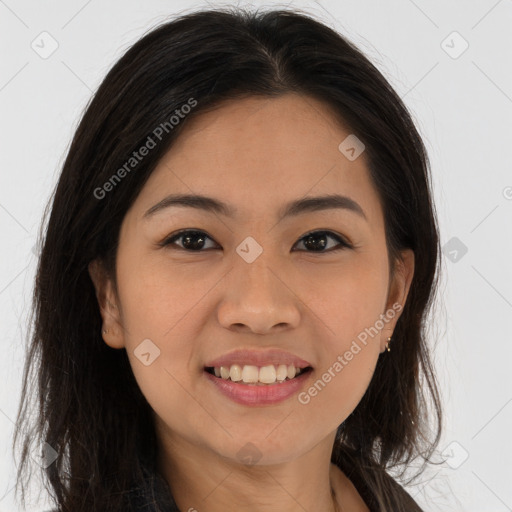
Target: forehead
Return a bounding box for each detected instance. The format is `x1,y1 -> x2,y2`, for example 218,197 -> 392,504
165,93 -> 356,176
130,93 -> 383,225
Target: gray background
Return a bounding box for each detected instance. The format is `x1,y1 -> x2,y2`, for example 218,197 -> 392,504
1,0 -> 511,510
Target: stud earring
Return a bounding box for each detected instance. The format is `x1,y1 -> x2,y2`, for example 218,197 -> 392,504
102,328 -> 109,335
385,336 -> 391,352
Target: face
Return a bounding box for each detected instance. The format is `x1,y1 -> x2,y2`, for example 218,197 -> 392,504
89,93 -> 414,468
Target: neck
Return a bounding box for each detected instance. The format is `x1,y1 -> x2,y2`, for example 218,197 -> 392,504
155,431 -> 342,512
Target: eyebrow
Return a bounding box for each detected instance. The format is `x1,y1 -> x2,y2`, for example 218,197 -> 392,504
143,193 -> 367,222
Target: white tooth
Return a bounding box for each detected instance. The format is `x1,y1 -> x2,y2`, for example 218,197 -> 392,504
259,365 -> 277,384
214,367 -> 221,377
220,366 -> 230,379
242,365 -> 259,383
287,365 -> 296,379
276,364 -> 288,381
229,364 -> 242,382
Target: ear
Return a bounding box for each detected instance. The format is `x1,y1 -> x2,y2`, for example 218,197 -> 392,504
380,249 -> 415,352
88,258 -> 125,349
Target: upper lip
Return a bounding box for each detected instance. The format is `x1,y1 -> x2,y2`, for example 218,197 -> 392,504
205,348 -> 313,369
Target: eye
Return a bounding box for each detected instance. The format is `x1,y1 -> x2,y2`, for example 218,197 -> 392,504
292,230 -> 352,252
160,229 -> 352,252
161,229 -> 219,251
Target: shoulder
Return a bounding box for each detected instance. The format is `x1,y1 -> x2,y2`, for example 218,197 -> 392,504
384,475 -> 423,511
332,453 -> 424,512
365,470 -> 424,511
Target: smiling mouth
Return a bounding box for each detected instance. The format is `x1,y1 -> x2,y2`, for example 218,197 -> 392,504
204,365 -> 313,386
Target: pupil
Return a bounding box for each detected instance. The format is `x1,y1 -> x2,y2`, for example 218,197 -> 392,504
304,233 -> 327,251
183,231 -> 205,250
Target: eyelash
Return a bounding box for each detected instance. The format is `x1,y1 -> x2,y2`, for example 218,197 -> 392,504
159,229 -> 353,253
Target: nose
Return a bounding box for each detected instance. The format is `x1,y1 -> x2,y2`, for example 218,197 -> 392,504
217,255 -> 301,335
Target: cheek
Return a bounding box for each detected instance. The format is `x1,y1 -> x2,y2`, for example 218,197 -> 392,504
116,243 -> 214,342
115,256 -> 206,410
294,340 -> 380,435
127,354 -> 210,446
294,261 -> 386,418
297,255 -> 389,335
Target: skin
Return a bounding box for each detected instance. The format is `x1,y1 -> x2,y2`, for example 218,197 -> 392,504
89,93 -> 414,512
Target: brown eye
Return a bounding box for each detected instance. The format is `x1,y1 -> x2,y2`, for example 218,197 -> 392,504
160,229 -> 352,253
162,230 -> 219,251
293,231 -> 352,252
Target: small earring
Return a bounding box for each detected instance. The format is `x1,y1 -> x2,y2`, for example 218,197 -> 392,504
102,328 -> 109,334
385,336 -> 391,352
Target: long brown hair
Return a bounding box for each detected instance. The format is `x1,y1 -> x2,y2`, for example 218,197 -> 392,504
14,7 -> 443,511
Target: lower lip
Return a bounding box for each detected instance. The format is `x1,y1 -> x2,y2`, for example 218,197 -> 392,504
204,369 -> 312,406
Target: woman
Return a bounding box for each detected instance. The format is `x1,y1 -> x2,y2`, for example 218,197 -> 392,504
14,7 -> 443,512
